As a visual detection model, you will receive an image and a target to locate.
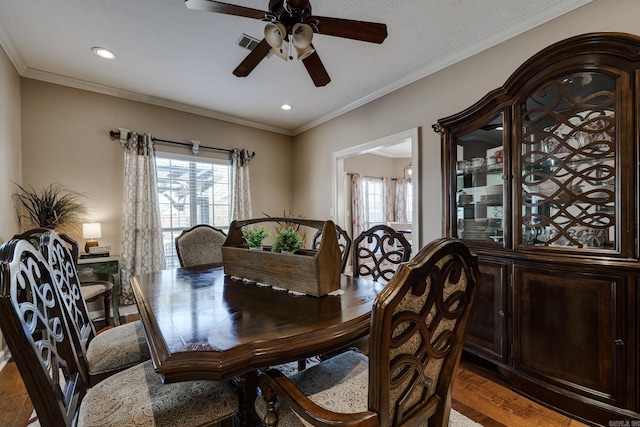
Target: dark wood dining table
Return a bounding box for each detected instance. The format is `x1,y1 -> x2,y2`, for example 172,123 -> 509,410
130,264 -> 383,426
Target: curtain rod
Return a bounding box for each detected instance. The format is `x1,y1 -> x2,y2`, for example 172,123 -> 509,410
109,130 -> 233,155
346,172 -> 401,181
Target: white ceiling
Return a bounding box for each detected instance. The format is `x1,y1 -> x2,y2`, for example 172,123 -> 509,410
0,0 -> 591,136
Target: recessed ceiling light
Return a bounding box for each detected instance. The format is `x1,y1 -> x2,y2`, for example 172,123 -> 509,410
92,47 -> 116,60
281,104 -> 292,111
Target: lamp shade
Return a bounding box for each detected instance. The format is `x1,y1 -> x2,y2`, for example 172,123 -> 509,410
292,23 -> 314,60
82,222 -> 102,240
292,23 -> 313,49
265,22 -> 286,49
265,22 -> 289,61
404,164 -> 413,180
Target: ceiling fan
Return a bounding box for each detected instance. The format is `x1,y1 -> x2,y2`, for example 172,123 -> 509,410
184,0 -> 388,87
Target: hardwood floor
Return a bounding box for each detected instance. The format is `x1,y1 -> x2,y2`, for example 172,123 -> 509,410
0,348 -> 589,427
452,355 -> 589,427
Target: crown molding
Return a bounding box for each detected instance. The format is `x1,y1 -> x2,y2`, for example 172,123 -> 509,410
21,68 -> 294,136
0,19 -> 26,74
292,0 -> 593,135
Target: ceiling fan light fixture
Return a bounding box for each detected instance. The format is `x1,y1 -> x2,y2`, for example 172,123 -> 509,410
292,23 -> 313,49
295,45 -> 314,60
269,44 -> 289,61
265,22 -> 286,49
265,22 -> 289,61
292,23 -> 314,60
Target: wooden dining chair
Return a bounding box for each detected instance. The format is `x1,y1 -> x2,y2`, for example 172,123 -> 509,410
255,237 -> 480,427
13,228 -> 114,326
311,224 -> 352,273
175,224 -> 227,267
352,224 -> 411,284
39,230 -> 151,385
0,238 -> 239,427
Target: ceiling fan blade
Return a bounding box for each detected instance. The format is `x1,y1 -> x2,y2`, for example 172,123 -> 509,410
308,15 -> 387,44
184,0 -> 266,19
233,39 -> 271,77
302,48 -> 331,87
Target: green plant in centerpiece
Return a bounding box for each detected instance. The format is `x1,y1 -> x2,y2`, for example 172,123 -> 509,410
272,227 -> 304,253
242,225 -> 271,248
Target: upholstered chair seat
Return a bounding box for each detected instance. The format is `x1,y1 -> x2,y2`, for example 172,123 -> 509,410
85,320 -> 150,378
78,282 -> 112,300
256,350 -> 369,426
78,360 -> 238,426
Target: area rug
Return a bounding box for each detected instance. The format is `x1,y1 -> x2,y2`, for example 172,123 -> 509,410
450,408 -> 483,427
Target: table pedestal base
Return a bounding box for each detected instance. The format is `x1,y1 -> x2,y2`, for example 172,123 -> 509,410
233,371 -> 260,427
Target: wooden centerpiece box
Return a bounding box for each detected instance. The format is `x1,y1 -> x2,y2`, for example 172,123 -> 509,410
221,217 -> 342,297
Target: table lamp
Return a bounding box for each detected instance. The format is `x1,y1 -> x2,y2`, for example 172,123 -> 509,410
82,222 -> 102,253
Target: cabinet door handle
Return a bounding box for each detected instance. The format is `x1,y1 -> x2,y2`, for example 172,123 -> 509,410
499,310 -> 506,318
614,339 -> 624,346
501,174 -> 509,180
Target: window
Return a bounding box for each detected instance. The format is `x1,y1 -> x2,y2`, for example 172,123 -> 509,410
362,177 -> 384,230
156,153 -> 231,268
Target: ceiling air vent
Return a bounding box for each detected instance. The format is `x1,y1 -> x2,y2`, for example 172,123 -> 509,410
237,34 -> 261,51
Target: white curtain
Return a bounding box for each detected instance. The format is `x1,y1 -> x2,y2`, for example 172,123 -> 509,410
383,177 -> 394,223
395,178 -> 408,223
231,148 -> 255,221
119,130 -> 166,305
351,173 -> 365,239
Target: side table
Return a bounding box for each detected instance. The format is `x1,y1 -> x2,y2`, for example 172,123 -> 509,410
77,256 -> 121,326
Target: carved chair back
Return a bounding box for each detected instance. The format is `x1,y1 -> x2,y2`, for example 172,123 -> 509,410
367,237 -> 480,426
13,227 -> 80,263
175,224 -> 227,268
352,224 -> 411,284
0,239 -> 87,426
12,228 -> 112,328
40,231 -> 97,360
311,224 -> 352,273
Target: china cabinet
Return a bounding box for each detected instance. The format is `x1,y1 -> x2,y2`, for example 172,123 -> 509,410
434,33 -> 640,425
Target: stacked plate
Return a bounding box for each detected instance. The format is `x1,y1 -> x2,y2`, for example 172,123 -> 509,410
461,219 -> 489,240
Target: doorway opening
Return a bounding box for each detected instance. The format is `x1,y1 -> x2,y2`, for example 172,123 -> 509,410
332,128 -> 420,254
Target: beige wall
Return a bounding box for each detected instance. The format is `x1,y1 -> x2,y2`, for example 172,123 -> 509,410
344,153 -> 399,178
0,44 -> 21,363
292,0 -> 640,246
0,45 -> 21,241
20,79 -> 294,250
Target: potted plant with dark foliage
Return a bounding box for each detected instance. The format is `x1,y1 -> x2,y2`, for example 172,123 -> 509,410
12,183 -> 87,232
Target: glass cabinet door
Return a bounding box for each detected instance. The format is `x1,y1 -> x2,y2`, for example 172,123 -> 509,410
455,113 -> 505,243
519,72 -> 616,251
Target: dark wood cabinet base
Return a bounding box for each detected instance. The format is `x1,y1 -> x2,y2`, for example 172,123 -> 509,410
501,367 -> 638,427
